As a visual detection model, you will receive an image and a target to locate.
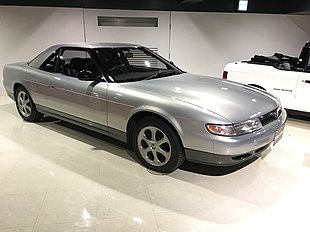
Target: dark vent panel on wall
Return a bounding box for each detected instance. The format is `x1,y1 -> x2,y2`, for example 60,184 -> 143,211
98,16 -> 158,27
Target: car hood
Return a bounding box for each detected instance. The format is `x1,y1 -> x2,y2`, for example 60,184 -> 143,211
122,73 -> 278,123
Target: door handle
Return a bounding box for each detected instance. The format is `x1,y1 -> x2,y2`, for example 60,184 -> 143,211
305,80 -> 310,84
49,86 -> 55,89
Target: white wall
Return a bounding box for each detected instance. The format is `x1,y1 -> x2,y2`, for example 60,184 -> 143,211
83,9 -> 170,59
0,6 -> 310,95
0,6 -> 84,95
170,12 -> 310,77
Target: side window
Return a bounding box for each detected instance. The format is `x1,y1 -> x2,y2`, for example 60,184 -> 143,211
40,53 -> 57,72
57,49 -> 101,78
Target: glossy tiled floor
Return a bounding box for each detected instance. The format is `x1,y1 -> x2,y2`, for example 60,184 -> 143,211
0,96 -> 309,232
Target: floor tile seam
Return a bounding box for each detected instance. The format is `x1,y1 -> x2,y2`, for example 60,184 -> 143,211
147,175 -> 216,188
222,179 -> 265,208
33,221 -> 95,229
46,183 -> 99,193
95,213 -> 157,221
196,182 -> 214,196
94,179 -> 100,220
61,164 -> 102,173
153,207 -> 221,218
145,182 -> 161,232
0,170 -> 57,194
40,188 -> 101,197
3,168 -> 59,177
146,179 -> 210,202
40,191 -> 98,213
35,184 -> 100,221
0,191 -> 48,198
230,195 -> 264,209
56,163 -> 102,170
0,225 -> 34,231
145,181 -> 164,211
207,209 -> 224,232
195,185 -> 225,209
153,204 -> 212,215
32,191 -> 48,229
32,219 -> 98,228
242,185 -> 274,211
204,206 -> 229,232
0,191 -> 44,230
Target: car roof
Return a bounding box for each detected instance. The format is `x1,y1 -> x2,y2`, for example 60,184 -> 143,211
29,42 -> 142,69
50,42 -> 141,50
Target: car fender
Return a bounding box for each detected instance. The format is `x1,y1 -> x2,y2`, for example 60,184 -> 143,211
127,105 -> 184,138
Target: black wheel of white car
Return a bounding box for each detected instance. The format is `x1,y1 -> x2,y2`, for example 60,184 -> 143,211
15,86 -> 43,122
132,117 -> 185,173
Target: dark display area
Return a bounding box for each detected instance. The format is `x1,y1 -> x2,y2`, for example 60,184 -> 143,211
0,0 -> 309,14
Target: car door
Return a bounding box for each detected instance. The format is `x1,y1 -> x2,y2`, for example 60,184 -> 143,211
260,68 -> 298,110
46,48 -> 108,128
295,69 -> 310,113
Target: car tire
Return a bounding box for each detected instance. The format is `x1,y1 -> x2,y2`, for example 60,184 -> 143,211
15,86 -> 43,122
132,116 -> 185,173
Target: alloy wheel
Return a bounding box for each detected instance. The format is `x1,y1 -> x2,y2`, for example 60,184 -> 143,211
137,126 -> 172,167
17,90 -> 31,118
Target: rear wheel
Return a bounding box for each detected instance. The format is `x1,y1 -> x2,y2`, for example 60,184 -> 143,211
132,117 -> 185,173
15,86 -> 43,122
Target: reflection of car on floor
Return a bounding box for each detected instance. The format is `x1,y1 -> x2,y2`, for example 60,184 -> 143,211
3,43 -> 286,173
223,42 -> 310,114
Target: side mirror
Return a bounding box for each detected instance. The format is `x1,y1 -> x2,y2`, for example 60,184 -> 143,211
77,70 -> 97,81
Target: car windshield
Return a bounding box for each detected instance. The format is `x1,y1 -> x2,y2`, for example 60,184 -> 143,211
94,47 -> 183,82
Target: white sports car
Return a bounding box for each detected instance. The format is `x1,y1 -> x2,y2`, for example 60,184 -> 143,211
223,42 -> 310,114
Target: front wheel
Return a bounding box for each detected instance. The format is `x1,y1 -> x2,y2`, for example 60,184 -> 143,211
15,86 -> 43,122
132,117 -> 185,173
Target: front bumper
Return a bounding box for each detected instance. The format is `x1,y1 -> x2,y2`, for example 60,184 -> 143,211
185,109 -> 287,166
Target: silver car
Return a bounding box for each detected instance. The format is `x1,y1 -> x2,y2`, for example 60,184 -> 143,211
3,43 -> 287,173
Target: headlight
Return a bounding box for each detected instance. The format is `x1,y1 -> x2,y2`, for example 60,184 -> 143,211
206,118 -> 262,136
234,118 -> 262,135
206,124 -> 237,136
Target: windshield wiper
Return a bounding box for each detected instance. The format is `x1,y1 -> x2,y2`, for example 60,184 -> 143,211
145,70 -> 179,80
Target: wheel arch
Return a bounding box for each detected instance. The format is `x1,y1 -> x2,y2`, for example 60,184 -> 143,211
13,83 -> 24,95
126,110 -> 184,149
13,84 -> 43,121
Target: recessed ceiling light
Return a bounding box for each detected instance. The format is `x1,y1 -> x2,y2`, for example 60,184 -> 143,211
238,0 -> 249,11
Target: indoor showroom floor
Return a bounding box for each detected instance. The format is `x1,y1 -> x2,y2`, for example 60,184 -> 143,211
0,95 -> 309,232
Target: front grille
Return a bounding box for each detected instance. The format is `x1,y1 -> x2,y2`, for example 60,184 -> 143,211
260,108 -> 281,126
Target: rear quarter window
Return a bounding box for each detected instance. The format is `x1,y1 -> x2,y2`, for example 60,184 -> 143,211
28,46 -> 59,69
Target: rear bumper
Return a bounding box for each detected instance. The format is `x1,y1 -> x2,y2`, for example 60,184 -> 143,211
185,109 -> 287,166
